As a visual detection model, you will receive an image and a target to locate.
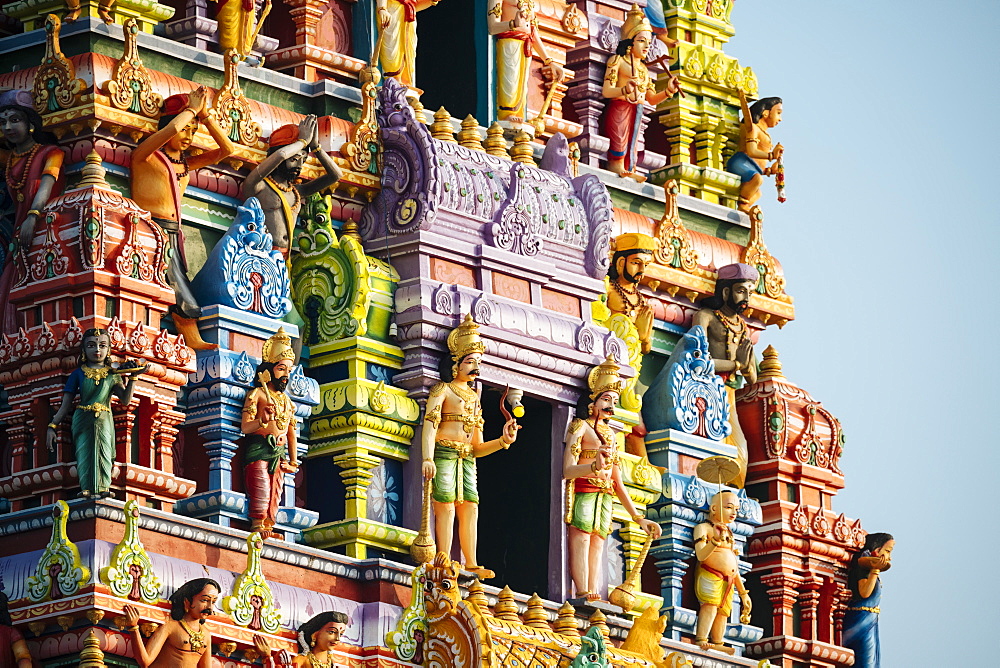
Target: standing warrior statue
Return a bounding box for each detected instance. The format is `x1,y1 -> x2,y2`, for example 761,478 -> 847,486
726,91 -> 783,213
691,262 -> 759,488
240,328 -> 299,538
563,356 -> 660,601
421,314 -> 519,579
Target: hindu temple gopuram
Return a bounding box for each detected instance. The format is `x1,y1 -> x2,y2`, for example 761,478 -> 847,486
0,2 -> 893,667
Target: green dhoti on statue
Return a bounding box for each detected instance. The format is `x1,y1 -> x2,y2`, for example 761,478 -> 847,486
432,439 -> 479,504
567,478 -> 614,538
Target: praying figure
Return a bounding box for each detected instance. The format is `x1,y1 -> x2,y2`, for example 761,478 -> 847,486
124,578 -> 220,668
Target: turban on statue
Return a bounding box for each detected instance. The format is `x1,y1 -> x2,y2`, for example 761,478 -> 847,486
268,124 -> 300,149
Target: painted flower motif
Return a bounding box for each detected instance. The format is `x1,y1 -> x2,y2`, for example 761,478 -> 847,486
367,463 -> 400,525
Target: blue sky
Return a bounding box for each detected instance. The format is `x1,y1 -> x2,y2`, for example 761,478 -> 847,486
726,0 -> 999,663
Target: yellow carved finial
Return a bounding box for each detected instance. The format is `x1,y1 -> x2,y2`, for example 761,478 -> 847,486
77,151 -> 108,188
553,601 -> 580,637
493,585 -> 520,622
408,96 -> 429,124
509,130 -> 535,165
465,578 -> 488,609
484,122 -> 508,157
430,107 -> 456,142
758,345 -> 785,380
587,608 -> 610,639
522,593 -> 550,629
79,628 -> 107,668
458,115 -> 484,151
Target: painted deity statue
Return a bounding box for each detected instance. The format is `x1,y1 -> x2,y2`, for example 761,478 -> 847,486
486,0 -> 563,125
46,329 -> 145,498
124,578 -> 220,668
726,92 -> 783,212
241,116 -> 342,260
215,0 -> 271,60
692,490 -> 751,654
843,532 -> 895,668
376,0 -> 442,90
563,357 -> 660,601
602,3 -> 679,181
607,232 -> 656,355
0,89 -> 65,332
240,327 -> 299,537
0,592 -> 32,668
256,611 -> 349,668
421,314 -> 519,579
65,0 -> 115,23
131,88 -> 235,324
691,263 -> 759,488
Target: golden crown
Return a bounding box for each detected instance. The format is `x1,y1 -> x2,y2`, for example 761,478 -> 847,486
588,356 -> 624,399
261,327 -> 295,364
611,232 -> 659,255
621,3 -> 653,42
447,314 -> 486,361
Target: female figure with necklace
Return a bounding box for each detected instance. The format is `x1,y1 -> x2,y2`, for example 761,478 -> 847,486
0,89 -> 65,332
46,329 -> 145,498
131,87 -> 235,322
843,532 -> 895,668
726,91 -> 783,213
692,262 -> 760,488
124,578 -> 220,668
563,357 -> 661,602
255,611 -> 350,668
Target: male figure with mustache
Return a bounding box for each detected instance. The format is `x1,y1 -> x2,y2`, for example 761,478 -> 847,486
607,233 -> 656,355
240,328 -> 299,537
422,315 -> 518,579
563,357 -> 660,602
691,263 -> 760,487
241,116 -> 342,260
124,578 -> 220,668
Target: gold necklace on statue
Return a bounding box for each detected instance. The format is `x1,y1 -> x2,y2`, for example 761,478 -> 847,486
179,620 -> 207,653
81,365 -> 110,382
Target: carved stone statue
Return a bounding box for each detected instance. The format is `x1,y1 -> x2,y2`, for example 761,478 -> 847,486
131,88 -> 236,324
124,578 -> 220,668
216,0 -> 272,60
563,356 -> 660,601
376,0 -> 442,91
46,329 -> 145,498
240,327 -> 299,538
691,262 -> 759,487
726,91 -> 783,212
241,116 -> 342,260
486,0 -> 563,125
256,610 -> 350,668
0,592 -> 31,668
692,490 -> 751,654
607,232 -> 656,355
421,314 -> 518,579
0,89 -> 65,332
601,3 -> 679,181
843,532 -> 894,668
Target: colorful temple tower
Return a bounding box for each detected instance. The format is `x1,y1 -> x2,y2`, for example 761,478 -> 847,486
0,2 -> 888,668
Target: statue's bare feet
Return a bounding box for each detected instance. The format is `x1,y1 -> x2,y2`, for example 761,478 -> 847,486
99,9 -> 114,24
709,641 -> 735,655
696,637 -> 711,651
466,565 -> 495,580
585,591 -> 601,602
505,115 -> 523,125
65,9 -> 80,22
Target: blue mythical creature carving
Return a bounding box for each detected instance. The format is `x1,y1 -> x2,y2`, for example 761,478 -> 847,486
191,198 -> 291,319
569,627 -> 610,668
642,326 -> 731,440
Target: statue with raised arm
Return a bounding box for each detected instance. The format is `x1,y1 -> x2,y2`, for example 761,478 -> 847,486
692,490 -> 751,654
601,3 -> 679,181
376,0 -> 441,90
123,578 -> 220,668
240,327 -> 299,538
726,91 -> 783,213
0,592 -> 31,668
691,263 -> 759,488
255,611 -> 350,668
486,0 -> 563,125
421,314 -> 518,579
46,329 -> 145,499
843,533 -> 894,668
563,356 -> 661,602
0,89 -> 65,332
241,116 -> 342,261
131,88 -> 235,333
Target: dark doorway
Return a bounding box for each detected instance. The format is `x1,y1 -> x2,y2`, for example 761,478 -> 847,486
476,388 -> 551,597
414,0 -> 479,117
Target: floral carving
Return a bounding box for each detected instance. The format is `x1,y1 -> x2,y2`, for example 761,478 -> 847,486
32,15 -> 85,113
221,533 -> 281,633
210,52 -> 262,147
489,165 -> 543,257
116,213 -> 158,283
741,206 -> 786,299
99,500 -> 161,603
103,18 -> 162,117
26,501 -> 90,602
29,213 -> 68,281
654,180 -> 699,272
341,72 -> 380,175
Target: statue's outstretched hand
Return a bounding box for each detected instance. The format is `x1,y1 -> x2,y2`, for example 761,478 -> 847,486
638,518 -> 661,539
422,459 -> 436,480
123,604 -> 141,629
502,418 -> 520,445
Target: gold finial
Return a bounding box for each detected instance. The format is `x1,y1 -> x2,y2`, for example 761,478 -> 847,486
466,579 -> 488,609
587,608 -> 610,639
341,219 -> 362,241
522,593 -> 550,629
431,107 -> 456,142
458,115 -> 485,151
493,585 -> 520,622
408,96 -> 429,124
79,628 -> 106,668
78,151 -> 108,188
758,345 -> 785,380
509,130 -> 535,165
553,602 -> 580,637
484,122 -> 508,157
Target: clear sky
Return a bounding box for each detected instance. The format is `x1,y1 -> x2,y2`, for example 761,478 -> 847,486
726,0 -> 999,663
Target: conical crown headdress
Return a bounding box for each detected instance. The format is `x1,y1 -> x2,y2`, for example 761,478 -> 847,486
262,327 -> 295,364
447,314 -> 486,361
588,356 -> 624,399
621,3 -> 652,41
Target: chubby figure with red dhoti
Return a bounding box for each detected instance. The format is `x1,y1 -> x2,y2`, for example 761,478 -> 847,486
601,4 -> 679,182
240,327 -> 299,538
486,0 -> 563,125
0,89 -> 65,333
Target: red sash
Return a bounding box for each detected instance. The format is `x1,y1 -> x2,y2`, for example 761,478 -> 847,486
495,30 -> 532,57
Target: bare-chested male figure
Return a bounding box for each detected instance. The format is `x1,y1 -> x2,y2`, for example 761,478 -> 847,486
124,578 -> 220,668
